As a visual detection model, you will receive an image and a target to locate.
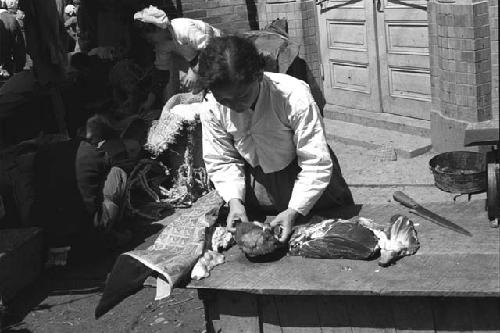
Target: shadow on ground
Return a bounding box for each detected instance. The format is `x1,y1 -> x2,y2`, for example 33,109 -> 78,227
3,220 -> 164,332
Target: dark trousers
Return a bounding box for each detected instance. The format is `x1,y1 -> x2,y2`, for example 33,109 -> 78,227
244,147 -> 354,215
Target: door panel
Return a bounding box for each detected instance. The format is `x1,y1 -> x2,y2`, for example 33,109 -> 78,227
377,0 -> 431,120
318,0 -> 382,112
389,67 -> 430,100
331,62 -> 370,93
385,22 -> 429,55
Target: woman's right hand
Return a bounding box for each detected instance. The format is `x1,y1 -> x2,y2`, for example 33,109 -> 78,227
227,198 -> 248,232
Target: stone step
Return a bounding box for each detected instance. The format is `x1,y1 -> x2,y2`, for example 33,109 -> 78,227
324,105 -> 431,138
324,118 -> 433,159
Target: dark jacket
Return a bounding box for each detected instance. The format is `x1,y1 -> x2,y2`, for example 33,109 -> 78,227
75,140 -> 110,219
0,11 -> 26,74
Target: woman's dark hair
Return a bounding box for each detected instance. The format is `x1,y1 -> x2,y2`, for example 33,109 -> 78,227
197,35 -> 265,91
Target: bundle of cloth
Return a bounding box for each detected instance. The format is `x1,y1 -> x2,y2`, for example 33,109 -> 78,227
145,91 -> 204,156
137,91 -> 211,211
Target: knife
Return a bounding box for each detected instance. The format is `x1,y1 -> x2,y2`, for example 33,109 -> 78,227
393,191 -> 472,237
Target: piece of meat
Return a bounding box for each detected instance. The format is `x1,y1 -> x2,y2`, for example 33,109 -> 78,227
191,250 -> 225,280
234,222 -> 286,261
289,219 -> 379,260
210,226 -> 234,252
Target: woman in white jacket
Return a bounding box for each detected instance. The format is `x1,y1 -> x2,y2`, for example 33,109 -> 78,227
197,36 -> 353,242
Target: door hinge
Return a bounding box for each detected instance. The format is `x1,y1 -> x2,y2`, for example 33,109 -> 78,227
375,0 -> 384,12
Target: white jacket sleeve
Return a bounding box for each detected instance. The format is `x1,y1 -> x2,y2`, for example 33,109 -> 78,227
287,87 -> 332,216
201,107 -> 246,203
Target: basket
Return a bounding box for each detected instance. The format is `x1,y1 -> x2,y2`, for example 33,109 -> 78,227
429,151 -> 487,194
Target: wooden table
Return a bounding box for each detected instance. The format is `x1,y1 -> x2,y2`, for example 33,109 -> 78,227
188,200 -> 500,332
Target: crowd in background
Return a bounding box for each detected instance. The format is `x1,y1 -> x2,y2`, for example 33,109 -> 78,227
0,1 -> 224,266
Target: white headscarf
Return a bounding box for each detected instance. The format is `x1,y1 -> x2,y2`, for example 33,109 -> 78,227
64,4 -> 76,16
133,5 -> 169,29
5,0 -> 18,10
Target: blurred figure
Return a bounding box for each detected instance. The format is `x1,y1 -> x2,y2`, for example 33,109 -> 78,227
0,0 -> 26,78
64,3 -> 80,52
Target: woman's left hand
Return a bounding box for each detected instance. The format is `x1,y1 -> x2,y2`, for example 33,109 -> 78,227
270,208 -> 299,242
181,67 -> 198,90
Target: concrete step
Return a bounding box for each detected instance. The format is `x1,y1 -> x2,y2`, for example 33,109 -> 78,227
324,118 -> 432,159
324,105 -> 431,138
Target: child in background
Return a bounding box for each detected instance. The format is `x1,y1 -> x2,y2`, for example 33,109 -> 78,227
33,115 -> 132,267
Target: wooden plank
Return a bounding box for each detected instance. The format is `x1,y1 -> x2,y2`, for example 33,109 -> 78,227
215,290 -> 260,333
274,295 -> 322,333
204,293 -> 500,333
471,298 -> 500,333
432,297 -> 474,333
316,200 -> 497,256
260,295 -> 283,333
406,201 -> 497,256
190,250 -> 499,297
197,290 -> 220,333
346,296 -> 396,333
390,297 -> 434,333
316,296 -> 353,333
188,202 -> 500,297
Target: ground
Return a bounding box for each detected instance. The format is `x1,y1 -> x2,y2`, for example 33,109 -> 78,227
2,142 -> 488,333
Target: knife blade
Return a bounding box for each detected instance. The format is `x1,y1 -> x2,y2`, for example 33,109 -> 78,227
393,191 -> 472,237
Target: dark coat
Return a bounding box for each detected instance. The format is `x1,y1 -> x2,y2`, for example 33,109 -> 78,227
0,11 -> 26,74
32,139 -> 110,247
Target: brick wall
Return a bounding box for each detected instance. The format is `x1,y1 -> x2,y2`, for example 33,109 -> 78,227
255,0 -> 323,107
438,1 -> 491,122
179,0 -> 259,33
488,0 -> 499,119
177,0 -> 324,107
429,0 -> 496,152
428,1 -> 440,120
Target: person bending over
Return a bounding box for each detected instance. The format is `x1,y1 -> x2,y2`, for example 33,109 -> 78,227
133,5 -> 220,112
197,36 -> 354,242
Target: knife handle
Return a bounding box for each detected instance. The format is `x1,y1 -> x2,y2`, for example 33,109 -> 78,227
393,191 -> 419,209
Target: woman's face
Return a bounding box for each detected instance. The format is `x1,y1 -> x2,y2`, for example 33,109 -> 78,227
144,27 -> 171,44
211,79 -> 260,112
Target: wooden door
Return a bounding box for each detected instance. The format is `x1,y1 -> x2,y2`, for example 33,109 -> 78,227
317,0 -> 431,120
376,0 -> 431,119
317,0 -> 382,112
